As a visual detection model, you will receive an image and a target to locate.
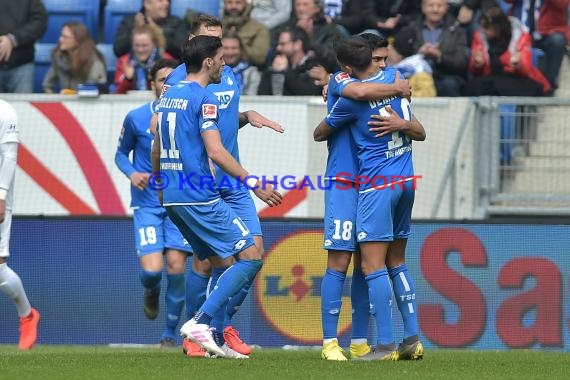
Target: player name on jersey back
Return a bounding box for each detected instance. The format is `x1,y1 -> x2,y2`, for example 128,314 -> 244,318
158,97 -> 189,110
368,95 -> 399,109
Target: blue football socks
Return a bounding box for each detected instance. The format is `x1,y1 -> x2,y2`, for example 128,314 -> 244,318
163,273 -> 185,339
321,268 -> 345,340
140,270 -> 161,291
185,265 -> 209,320
350,268 -> 370,340
388,264 -> 419,339
365,268 -> 394,345
195,260 -> 262,325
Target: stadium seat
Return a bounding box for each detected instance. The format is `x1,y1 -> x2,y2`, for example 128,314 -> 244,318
34,43 -> 57,93
499,104 -> 517,166
41,0 -> 100,43
96,43 -> 118,93
170,0 -> 221,18
104,0 -> 143,44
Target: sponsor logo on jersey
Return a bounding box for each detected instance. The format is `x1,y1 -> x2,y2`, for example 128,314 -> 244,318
255,230 -> 354,344
357,232 -> 367,241
214,90 -> 235,110
202,104 -> 217,119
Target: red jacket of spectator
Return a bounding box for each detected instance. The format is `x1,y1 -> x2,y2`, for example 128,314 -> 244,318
469,17 -> 552,93
537,0 -> 570,41
114,50 -> 174,94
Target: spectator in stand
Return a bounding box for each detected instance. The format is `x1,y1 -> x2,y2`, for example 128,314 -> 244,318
43,22 -> 107,94
394,0 -> 468,96
464,6 -> 552,95
250,0 -> 292,33
258,26 -> 323,95
114,24 -> 175,94
390,28 -> 438,97
222,0 -> 270,67
365,0 -> 422,38
223,31 -> 261,95
282,0 -> 341,73
456,0 -> 499,45
503,0 -> 569,91
114,0 -> 187,60
457,0 -> 498,25
322,0 -> 375,36
0,0 -> 47,93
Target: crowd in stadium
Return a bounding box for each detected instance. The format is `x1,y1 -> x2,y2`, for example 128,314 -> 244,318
0,0 -> 568,96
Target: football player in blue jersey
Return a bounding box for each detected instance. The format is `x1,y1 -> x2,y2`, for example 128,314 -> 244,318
154,13 -> 284,357
317,35 -> 413,361
152,35 -> 282,359
115,58 -> 190,348
314,35 -> 426,361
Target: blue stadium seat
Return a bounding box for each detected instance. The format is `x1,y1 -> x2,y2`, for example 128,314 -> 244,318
104,0 -> 143,44
499,104 -> 517,166
96,43 -> 118,93
41,0 -> 100,43
170,0 -> 221,18
34,43 -> 57,93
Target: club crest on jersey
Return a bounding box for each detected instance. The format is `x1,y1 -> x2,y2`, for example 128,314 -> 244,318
202,104 -> 218,119
334,72 -> 351,83
224,76 -> 234,85
214,90 -> 234,109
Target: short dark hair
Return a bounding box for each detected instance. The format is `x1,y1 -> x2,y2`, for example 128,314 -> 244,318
149,58 -> 179,81
335,36 -> 371,71
279,26 -> 310,53
359,33 -> 388,50
182,35 -> 223,73
222,31 -> 244,50
189,13 -> 222,35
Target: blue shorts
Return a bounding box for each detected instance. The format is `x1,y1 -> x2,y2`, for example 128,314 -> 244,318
165,199 -> 255,261
133,207 -> 192,256
356,180 -> 415,242
219,187 -> 262,236
323,180 -> 357,251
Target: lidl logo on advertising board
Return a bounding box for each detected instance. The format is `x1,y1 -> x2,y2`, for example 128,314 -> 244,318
255,230 -> 354,344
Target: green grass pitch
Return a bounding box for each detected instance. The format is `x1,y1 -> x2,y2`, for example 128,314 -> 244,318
1,345 -> 568,380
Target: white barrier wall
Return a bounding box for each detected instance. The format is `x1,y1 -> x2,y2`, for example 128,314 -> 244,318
3,94 -> 474,219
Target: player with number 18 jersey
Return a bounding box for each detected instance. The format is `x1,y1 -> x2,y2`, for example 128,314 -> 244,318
322,71 -> 360,251
326,67 -> 415,242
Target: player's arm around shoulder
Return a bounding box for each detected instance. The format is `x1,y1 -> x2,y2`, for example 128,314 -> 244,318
342,71 -> 412,101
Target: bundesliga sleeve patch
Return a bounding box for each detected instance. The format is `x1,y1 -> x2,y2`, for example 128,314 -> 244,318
159,84 -> 171,97
334,72 -> 351,83
202,104 -> 218,119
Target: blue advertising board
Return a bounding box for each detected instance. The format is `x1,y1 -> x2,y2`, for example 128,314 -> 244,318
1,219 -> 569,350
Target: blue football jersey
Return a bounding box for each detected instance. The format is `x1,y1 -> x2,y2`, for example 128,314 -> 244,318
325,71 -> 359,182
156,81 -> 221,204
326,68 -> 414,190
164,64 -> 241,188
115,101 -> 160,208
